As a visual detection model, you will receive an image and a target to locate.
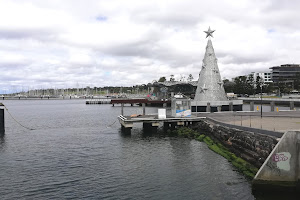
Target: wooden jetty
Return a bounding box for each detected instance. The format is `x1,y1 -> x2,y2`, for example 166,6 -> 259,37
0,103 -> 4,134
118,114 -> 205,133
111,98 -> 171,107
86,99 -> 111,104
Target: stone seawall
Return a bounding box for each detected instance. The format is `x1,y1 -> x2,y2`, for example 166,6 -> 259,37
191,119 -> 278,168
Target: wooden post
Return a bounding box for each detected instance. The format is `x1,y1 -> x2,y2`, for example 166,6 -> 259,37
142,103 -> 146,115
121,126 -> 131,134
0,107 -> 4,134
163,122 -> 169,132
121,103 -> 124,116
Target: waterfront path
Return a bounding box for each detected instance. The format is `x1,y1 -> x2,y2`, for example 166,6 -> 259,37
198,111 -> 300,133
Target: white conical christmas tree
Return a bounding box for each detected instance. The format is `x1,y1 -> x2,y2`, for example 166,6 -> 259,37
194,29 -> 227,101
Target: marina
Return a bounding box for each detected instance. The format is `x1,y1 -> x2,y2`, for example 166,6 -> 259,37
0,100 -> 258,200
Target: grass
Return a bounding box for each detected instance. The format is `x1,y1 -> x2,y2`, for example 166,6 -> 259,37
172,127 -> 258,179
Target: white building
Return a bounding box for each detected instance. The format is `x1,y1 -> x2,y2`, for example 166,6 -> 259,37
250,72 -> 273,83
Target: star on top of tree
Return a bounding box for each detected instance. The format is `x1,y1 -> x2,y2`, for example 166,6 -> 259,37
204,26 -> 215,38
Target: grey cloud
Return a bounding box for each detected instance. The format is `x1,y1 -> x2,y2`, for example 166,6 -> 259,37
0,28 -> 58,40
220,53 -> 272,65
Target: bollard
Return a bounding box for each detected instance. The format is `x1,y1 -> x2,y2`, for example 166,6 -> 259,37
250,102 -> 254,111
217,106 -> 221,112
206,102 -> 211,112
270,101 -> 275,112
290,101 -> 295,110
142,103 -> 146,115
0,105 -> 4,134
121,103 -> 124,116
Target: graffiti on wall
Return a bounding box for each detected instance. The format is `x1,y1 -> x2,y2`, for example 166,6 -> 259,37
272,152 -> 291,171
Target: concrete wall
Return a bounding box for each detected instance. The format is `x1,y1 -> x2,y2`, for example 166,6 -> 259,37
253,131 -> 300,190
192,119 -> 278,168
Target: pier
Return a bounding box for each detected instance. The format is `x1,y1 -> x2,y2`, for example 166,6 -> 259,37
86,98 -> 111,104
0,103 -> 4,134
111,98 -> 170,107
118,114 -> 205,134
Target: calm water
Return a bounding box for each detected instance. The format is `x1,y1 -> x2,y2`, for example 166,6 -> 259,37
0,100 -> 286,200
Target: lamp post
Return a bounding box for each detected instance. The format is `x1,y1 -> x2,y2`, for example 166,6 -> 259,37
260,80 -> 263,119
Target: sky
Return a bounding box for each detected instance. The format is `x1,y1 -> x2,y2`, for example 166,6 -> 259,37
1,0 -> 300,93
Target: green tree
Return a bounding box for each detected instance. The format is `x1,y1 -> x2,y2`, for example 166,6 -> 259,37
223,79 -> 235,93
255,76 -> 262,94
233,76 -> 248,95
158,77 -> 166,82
247,74 -> 255,95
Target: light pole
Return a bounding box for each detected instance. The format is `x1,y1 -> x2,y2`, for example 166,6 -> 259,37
260,80 -> 263,119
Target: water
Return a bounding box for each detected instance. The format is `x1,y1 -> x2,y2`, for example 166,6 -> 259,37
0,100 -> 285,199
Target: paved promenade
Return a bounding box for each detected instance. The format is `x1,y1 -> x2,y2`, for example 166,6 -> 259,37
197,111 -> 300,133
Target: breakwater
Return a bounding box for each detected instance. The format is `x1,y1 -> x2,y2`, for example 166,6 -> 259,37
190,119 -> 278,169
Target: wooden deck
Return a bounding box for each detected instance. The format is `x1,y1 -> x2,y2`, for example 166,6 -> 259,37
111,98 -> 171,106
118,114 -> 206,128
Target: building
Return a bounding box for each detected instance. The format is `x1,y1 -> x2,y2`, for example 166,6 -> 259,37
250,72 -> 273,84
270,64 -> 300,84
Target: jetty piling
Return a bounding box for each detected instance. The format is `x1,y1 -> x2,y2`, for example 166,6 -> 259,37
121,103 -> 124,116
142,103 -> 146,115
0,103 -> 4,134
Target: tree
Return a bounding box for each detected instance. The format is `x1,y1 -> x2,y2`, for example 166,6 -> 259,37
179,74 -> 185,82
187,74 -> 194,81
233,75 -> 254,95
247,74 -> 255,95
255,76 -> 262,94
158,77 -> 166,82
223,79 -> 235,93
170,75 -> 175,82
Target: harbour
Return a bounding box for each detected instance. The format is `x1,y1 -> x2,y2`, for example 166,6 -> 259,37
0,99 -> 256,200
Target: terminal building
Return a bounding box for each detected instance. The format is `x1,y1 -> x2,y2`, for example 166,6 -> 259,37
270,64 -> 300,84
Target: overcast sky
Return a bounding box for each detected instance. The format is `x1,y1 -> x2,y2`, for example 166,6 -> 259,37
1,0 -> 300,93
